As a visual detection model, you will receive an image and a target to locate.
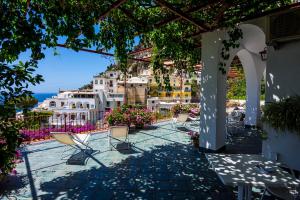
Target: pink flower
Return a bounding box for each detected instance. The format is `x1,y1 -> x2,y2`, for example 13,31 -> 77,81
11,169 -> 17,175
0,138 -> 6,145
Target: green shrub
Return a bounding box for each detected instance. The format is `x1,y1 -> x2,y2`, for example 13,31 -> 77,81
262,96 -> 300,133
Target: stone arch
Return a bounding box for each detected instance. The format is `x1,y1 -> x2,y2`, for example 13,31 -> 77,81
199,23 -> 266,150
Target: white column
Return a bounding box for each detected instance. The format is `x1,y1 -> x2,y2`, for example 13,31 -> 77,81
199,30 -> 227,151
237,50 -> 265,126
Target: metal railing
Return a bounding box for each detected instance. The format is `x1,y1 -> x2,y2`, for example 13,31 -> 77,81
14,111 -> 107,143
12,109 -> 175,144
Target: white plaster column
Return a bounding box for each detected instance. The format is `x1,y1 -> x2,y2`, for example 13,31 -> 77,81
237,50 -> 265,126
199,30 -> 227,151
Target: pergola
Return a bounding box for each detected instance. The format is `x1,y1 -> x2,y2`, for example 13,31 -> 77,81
54,1 -> 300,152
56,0 -> 300,64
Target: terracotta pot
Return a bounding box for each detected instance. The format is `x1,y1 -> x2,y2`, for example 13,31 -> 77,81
192,138 -> 199,148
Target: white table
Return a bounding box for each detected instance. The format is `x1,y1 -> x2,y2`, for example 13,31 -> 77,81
205,153 -> 300,200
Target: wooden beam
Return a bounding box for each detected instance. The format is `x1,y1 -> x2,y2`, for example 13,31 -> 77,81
128,47 -> 152,55
154,0 -> 221,28
56,44 -> 150,63
155,0 -> 210,31
118,7 -> 145,27
98,0 -> 128,20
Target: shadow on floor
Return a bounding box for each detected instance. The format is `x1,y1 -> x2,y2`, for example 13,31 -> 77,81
36,143 -> 234,200
225,128 -> 263,154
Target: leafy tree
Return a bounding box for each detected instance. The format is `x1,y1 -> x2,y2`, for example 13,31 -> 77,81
15,96 -> 38,115
191,79 -> 200,102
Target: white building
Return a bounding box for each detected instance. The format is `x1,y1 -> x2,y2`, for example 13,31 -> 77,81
93,70 -> 125,110
37,91 -> 102,125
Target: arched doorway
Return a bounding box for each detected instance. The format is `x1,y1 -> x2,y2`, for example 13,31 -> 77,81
199,23 -> 266,150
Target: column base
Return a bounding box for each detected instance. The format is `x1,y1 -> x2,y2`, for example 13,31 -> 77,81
198,145 -> 226,153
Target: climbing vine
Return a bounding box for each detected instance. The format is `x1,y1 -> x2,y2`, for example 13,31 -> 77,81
219,26 -> 243,74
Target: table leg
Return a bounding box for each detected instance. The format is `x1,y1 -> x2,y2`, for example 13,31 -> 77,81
237,184 -> 252,200
238,185 -> 244,200
246,185 -> 252,200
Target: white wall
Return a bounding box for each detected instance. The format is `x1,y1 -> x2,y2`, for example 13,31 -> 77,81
263,40 -> 300,170
266,41 -> 300,102
263,124 -> 300,171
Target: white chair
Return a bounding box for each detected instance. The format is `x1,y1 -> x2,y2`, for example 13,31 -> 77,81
260,166 -> 299,200
51,132 -> 93,159
109,126 -> 130,150
172,113 -> 189,128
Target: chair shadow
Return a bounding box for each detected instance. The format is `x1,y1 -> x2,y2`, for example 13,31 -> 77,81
114,142 -> 139,155
66,149 -> 97,165
176,126 -> 192,132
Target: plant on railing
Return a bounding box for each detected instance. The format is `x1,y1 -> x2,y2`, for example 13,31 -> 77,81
20,124 -> 96,142
171,104 -> 199,116
262,96 -> 300,134
105,105 -> 154,128
105,108 -> 130,126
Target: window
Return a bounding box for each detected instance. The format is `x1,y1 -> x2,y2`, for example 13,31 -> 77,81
49,101 -> 56,107
86,104 -> 90,109
139,84 -> 142,87
110,73 -> 113,77
71,104 -> 76,109
61,102 -> 65,107
95,80 -> 98,84
70,114 -> 76,120
91,105 -> 94,109
186,100 -> 188,103
152,101 -> 155,104
100,80 -> 103,84
81,114 -> 86,120
109,80 -> 113,87
107,102 -> 110,107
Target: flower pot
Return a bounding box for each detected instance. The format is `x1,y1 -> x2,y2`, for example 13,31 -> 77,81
192,138 -> 199,148
135,124 -> 144,129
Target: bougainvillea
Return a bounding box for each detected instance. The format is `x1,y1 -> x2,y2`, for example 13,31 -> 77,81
105,105 -> 154,128
20,124 -> 96,142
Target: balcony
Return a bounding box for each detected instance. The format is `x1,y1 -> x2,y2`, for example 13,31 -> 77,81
3,110 -> 265,199
5,119 -> 233,199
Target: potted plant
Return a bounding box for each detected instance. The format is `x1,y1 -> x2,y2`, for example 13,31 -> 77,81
171,104 -> 190,117
262,96 -> 300,171
187,131 -> 200,148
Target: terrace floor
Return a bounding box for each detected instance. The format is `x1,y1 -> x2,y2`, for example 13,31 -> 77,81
1,121 -> 266,200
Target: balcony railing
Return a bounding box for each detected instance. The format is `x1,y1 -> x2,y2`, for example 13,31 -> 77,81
12,110 -> 173,144
107,93 -> 124,98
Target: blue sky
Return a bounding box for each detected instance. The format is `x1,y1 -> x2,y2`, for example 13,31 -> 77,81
18,35 -> 140,93
22,47 -> 115,93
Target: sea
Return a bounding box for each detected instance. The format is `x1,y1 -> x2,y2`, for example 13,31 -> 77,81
33,93 -> 56,104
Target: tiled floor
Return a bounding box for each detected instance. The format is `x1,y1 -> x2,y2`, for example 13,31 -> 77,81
1,121 -> 262,200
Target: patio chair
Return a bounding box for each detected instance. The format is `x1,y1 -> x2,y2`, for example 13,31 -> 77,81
51,132 -> 93,159
172,113 -> 189,128
109,126 -> 130,150
260,165 -> 300,200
